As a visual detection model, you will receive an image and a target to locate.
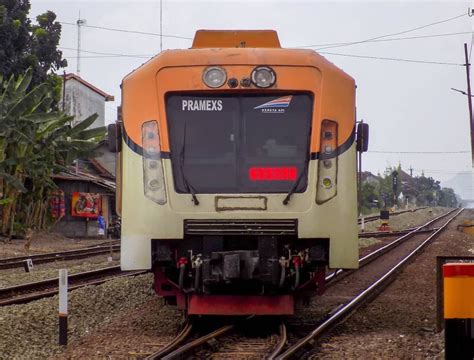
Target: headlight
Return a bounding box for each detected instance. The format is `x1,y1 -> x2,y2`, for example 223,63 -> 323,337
203,66 -> 226,88
317,120 -> 338,204
251,66 -> 276,88
142,121 -> 167,205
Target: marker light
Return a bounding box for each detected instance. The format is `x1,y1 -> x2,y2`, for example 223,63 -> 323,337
142,121 -> 167,205
317,120 -> 338,204
322,177 -> 333,189
203,66 -> 227,88
322,160 -> 332,169
251,66 -> 276,88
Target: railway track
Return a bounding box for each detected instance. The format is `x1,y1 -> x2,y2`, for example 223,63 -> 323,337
144,208 -> 460,359
145,317 -> 286,360
0,242 -> 120,270
357,206 -> 427,225
274,208 -> 463,359
0,265 -> 145,306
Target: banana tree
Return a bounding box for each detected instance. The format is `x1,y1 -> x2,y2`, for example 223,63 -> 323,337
0,69 -> 106,235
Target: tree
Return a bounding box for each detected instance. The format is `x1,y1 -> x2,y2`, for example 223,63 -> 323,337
0,69 -> 104,236
0,1 -> 66,95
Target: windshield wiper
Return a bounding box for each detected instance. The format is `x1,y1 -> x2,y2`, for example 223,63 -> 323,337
179,121 -> 199,205
282,162 -> 309,205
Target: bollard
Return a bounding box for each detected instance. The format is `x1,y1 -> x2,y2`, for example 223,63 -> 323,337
58,269 -> 68,346
23,259 -> 33,273
443,263 -> 474,359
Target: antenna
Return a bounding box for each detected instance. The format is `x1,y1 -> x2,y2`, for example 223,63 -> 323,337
76,11 -> 86,76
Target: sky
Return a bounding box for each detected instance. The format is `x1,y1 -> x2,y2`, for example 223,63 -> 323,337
31,0 -> 474,196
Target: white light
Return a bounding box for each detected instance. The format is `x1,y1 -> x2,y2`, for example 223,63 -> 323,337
203,66 -> 226,88
324,145 -> 333,154
251,66 -> 276,88
147,146 -> 158,156
148,179 -> 161,191
323,160 -> 332,169
142,121 -> 167,205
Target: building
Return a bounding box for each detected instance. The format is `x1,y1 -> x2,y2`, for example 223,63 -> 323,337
51,75 -> 117,237
52,168 -> 116,238
60,73 -> 114,128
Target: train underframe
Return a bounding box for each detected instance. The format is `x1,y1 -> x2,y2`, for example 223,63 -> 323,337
152,232 -> 328,315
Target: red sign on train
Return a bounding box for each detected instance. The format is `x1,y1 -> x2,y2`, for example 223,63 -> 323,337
249,166 -> 297,181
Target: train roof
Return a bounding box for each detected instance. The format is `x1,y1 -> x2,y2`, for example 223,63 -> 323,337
123,30 -> 353,84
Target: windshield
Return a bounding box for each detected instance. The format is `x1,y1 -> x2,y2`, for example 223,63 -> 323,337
166,93 -> 313,193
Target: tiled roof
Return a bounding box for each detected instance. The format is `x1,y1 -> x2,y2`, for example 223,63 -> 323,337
64,73 -> 115,101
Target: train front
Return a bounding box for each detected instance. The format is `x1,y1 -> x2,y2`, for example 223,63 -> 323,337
113,30 -> 359,315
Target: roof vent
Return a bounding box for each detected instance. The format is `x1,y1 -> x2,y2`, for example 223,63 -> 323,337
191,30 -> 281,49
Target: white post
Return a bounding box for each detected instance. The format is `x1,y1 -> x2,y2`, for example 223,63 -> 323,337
59,269 -> 68,345
361,216 -> 365,232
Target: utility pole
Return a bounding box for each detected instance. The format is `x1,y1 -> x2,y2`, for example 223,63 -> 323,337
76,13 -> 86,76
159,0 -> 163,52
409,166 -> 413,177
464,42 -> 474,167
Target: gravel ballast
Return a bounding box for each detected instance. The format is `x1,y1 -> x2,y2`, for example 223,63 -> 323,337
362,207 -> 448,232
0,257 -> 120,288
0,273 -> 155,359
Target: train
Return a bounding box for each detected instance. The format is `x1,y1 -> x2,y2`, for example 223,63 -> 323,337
108,30 -> 369,316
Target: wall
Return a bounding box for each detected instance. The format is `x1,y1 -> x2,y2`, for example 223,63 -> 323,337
61,78 -> 106,129
95,143 -> 116,176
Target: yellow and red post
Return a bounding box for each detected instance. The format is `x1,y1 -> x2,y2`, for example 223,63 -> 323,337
443,263 -> 474,358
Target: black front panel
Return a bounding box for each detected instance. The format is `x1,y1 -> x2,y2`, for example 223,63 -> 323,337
166,94 -> 313,193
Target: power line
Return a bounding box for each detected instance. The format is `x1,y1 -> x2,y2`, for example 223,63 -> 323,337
60,21 -> 192,40
60,46 -> 152,58
301,12 -> 467,50
60,45 -> 464,65
296,31 -> 473,49
319,51 -> 463,66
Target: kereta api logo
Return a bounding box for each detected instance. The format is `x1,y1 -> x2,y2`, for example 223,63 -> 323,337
254,96 -> 292,113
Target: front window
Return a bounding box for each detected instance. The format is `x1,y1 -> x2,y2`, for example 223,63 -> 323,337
166,93 -> 313,193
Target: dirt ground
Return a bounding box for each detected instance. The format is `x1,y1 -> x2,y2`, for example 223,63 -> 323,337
310,208 -> 474,359
0,231 -> 115,259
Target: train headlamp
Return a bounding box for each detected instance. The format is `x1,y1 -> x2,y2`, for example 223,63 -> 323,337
251,66 -> 276,88
142,121 -> 167,205
203,66 -> 227,88
322,160 -> 332,169
317,120 -> 338,204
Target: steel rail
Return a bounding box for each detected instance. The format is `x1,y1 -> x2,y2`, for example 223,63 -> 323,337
357,206 -> 428,224
144,320 -> 194,360
0,265 -> 146,306
326,208 -> 458,283
0,244 -> 120,270
268,323 -> 288,360
161,323 -> 235,360
276,208 -> 464,359
358,227 -> 437,238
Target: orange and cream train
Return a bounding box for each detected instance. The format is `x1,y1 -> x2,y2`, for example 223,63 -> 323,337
108,30 -> 368,315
